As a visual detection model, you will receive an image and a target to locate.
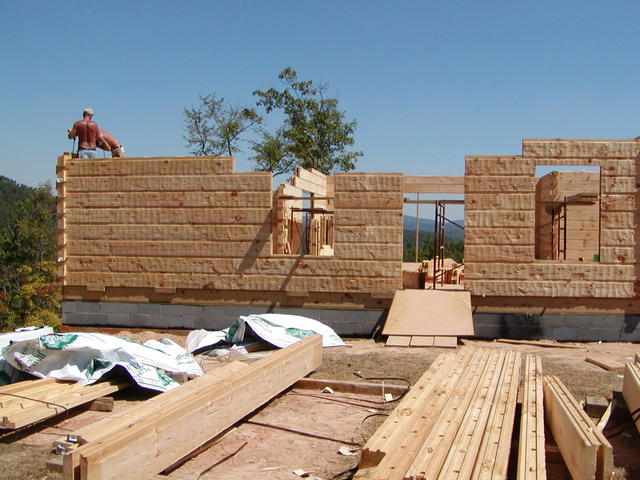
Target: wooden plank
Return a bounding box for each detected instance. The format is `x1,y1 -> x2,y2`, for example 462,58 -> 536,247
498,339 -> 583,349
465,193 -> 535,210
65,207 -> 271,225
64,271 -> 401,293
465,227 -> 534,245
358,350 -> 461,468
585,356 -> 624,371
470,350 -> 521,479
75,336 -> 323,480
464,245 -> 534,262
403,175 -> 465,193
62,362 -> 251,479
367,348 -> 486,479
464,263 -> 635,282
291,175 -> 326,196
294,167 -> 326,188
67,240 -> 270,258
601,212 -> 635,229
334,210 -> 402,227
405,350 -> 504,480
465,156 -> 535,176
333,226 -> 403,244
600,194 -> 635,212
600,159 -> 636,176
65,173 -> 272,193
334,192 -> 403,210
433,336 -> 457,348
293,378 -> 408,397
66,257 -> 402,278
334,243 -> 402,261
65,191 -> 272,208
409,336 -> 435,347
465,211 -> 535,227
2,379 -> 129,429
543,375 -> 613,480
66,224 -> 270,242
385,335 -> 411,347
382,290 -> 473,337
65,157 -> 235,176
465,177 -> 535,193
601,176 -> 637,193
623,362 -> 640,434
517,355 -> 546,480
466,280 -> 634,298
523,139 -> 640,158
335,173 -> 403,193
599,247 -> 635,264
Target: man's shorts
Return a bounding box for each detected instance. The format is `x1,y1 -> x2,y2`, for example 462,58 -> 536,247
78,148 -> 97,159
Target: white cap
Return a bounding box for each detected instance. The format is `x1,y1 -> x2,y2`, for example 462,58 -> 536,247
83,108 -> 94,115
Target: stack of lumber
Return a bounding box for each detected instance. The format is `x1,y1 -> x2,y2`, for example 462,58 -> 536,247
382,289 -> 474,347
60,335 -> 322,480
517,355 -> 546,480
623,352 -> 640,433
543,375 -> 613,480
355,346 -> 521,479
0,378 -> 129,429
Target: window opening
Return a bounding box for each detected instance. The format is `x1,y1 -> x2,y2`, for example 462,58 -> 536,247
534,166 -> 600,261
403,194 -> 464,289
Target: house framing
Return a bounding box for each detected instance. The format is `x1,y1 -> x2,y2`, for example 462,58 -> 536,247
58,138 -> 640,340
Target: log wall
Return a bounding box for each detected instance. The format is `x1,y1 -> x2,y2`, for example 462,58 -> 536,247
465,139 -> 640,299
57,155 -> 403,306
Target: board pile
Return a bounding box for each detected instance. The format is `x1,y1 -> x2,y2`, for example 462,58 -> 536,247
56,335 -> 322,480
0,378 -> 129,429
355,347 -> 521,479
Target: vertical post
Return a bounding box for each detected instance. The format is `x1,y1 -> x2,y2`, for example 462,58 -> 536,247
414,193 -> 420,262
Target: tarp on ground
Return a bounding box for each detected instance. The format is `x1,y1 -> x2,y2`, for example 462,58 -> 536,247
2,332 -> 203,392
0,326 -> 54,385
186,313 -> 347,354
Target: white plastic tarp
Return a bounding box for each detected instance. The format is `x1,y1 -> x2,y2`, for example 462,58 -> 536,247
0,326 -> 54,385
228,313 -> 347,348
2,332 -> 203,392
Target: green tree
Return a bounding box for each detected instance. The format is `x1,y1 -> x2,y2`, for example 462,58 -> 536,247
183,94 -> 261,156
252,67 -> 362,175
0,182 -> 60,331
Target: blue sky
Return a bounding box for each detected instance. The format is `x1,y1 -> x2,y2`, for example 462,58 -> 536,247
1,1 -> 638,194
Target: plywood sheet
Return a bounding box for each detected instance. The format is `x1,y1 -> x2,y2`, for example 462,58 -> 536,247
382,290 -> 474,337
386,335 -> 411,347
409,336 -> 434,347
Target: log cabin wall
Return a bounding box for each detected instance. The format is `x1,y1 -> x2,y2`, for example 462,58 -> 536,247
57,155 -> 403,331
466,140 -> 640,332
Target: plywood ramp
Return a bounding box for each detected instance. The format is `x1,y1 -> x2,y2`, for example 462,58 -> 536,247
382,290 -> 474,347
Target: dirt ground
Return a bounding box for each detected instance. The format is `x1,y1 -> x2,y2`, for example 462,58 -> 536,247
1,333 -> 640,480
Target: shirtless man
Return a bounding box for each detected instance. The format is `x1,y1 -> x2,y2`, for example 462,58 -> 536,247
97,130 -> 125,158
67,108 -> 99,158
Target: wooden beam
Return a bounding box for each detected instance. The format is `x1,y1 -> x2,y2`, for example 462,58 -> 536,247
403,175 -> 464,194
0,379 -> 129,429
542,375 -> 613,480
65,157 -> 235,176
623,361 -> 640,434
71,336 -> 322,480
517,355 -> 546,480
293,378 -> 408,397
522,139 -> 640,158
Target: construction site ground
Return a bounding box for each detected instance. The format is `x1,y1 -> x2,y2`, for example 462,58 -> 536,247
2,332 -> 640,480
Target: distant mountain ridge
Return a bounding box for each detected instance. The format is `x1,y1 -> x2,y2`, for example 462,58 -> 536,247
403,215 -> 464,241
